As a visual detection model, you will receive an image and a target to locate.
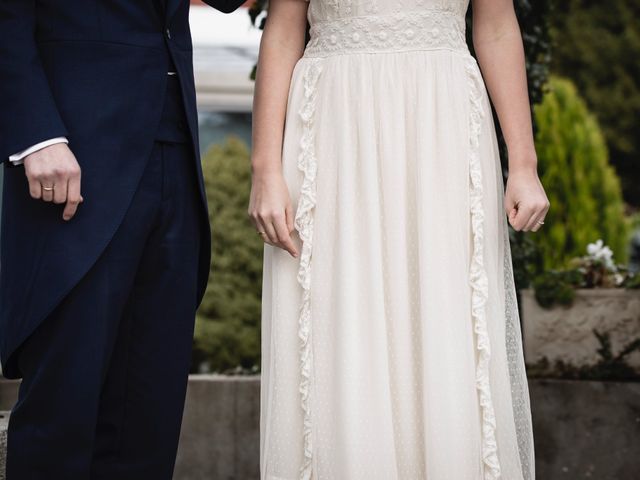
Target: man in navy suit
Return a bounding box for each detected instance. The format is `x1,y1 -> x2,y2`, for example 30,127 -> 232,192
0,0 -> 245,477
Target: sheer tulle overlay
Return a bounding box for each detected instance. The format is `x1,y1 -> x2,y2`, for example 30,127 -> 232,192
260,1 -> 535,479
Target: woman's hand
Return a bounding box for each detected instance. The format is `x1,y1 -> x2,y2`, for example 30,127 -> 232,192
248,170 -> 299,257
248,0 -> 308,258
504,167 -> 550,232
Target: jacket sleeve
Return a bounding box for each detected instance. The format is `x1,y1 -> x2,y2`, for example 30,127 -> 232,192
0,0 -> 68,163
201,0 -> 248,14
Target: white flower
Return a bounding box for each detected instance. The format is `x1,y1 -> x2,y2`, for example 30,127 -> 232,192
587,239 -> 604,256
586,239 -> 617,271
598,245 -> 612,259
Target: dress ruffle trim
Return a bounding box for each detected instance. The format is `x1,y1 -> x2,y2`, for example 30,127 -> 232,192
294,58 -> 323,480
465,57 -> 502,480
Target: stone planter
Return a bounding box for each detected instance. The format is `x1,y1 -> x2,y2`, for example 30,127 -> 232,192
521,288 -> 640,372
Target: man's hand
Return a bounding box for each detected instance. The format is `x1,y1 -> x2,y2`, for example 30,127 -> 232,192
23,143 -> 83,221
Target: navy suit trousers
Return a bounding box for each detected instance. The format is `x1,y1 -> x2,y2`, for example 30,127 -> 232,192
5,76 -> 203,480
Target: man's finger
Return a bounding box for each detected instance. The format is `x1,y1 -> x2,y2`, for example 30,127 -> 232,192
63,176 -> 82,221
41,179 -> 55,202
53,178 -> 69,205
28,178 -> 42,200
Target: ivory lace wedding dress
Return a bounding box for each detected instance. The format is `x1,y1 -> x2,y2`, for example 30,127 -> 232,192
260,0 -> 535,478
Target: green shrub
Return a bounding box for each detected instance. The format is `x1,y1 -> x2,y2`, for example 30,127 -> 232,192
533,77 -> 629,270
193,137 -> 263,373
532,270 -> 579,309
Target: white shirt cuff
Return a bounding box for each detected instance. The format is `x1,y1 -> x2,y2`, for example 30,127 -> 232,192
9,137 -> 69,165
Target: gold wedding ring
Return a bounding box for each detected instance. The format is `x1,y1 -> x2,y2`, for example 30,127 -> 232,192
538,221 -> 545,225
42,185 -> 55,192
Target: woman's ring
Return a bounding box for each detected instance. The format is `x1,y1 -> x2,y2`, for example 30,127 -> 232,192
42,185 -> 54,192
538,220 -> 545,225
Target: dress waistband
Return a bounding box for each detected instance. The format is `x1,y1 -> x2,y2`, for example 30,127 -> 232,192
303,10 -> 468,58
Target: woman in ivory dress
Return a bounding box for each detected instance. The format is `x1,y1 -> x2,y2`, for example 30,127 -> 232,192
249,0 -> 548,478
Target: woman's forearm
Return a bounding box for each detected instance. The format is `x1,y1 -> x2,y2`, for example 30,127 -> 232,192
472,0 -> 537,173
251,0 -> 308,175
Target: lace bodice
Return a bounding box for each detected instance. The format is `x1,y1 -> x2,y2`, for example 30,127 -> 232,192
308,0 -> 469,23
303,0 -> 471,58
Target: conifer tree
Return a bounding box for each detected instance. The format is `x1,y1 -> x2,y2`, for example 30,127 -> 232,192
533,77 -> 629,269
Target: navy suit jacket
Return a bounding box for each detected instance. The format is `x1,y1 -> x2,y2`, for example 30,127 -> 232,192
0,0 -> 244,378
